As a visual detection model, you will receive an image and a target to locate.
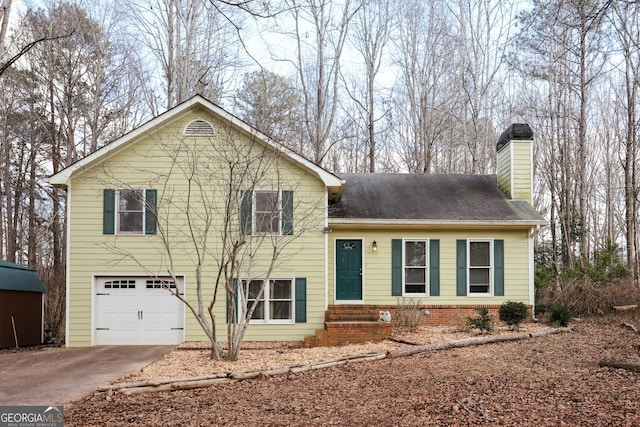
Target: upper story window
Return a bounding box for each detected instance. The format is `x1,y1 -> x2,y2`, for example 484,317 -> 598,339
240,189 -> 293,236
254,190 -> 280,234
184,119 -> 215,136
103,189 -> 157,235
117,189 -> 144,234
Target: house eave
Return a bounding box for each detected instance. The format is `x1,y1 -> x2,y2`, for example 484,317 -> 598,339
327,218 -> 548,230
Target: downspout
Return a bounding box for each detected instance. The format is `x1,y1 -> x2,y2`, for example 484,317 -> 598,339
529,225 -> 541,320
324,188 -> 329,311
64,182 -> 72,347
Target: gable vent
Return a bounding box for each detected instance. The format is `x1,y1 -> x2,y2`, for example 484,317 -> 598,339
184,119 -> 215,136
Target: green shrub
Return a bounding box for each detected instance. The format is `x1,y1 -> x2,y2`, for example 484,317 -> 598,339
499,301 -> 529,331
467,308 -> 494,333
548,303 -> 572,327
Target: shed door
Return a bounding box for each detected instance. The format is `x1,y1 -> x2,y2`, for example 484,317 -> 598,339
95,277 -> 184,345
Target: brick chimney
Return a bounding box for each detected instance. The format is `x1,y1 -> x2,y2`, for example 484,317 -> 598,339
496,124 -> 533,204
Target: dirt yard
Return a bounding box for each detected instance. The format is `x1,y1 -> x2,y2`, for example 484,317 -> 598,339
66,313 -> 640,426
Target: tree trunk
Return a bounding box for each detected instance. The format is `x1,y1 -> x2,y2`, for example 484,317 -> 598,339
387,328 -> 571,359
598,360 -> 640,373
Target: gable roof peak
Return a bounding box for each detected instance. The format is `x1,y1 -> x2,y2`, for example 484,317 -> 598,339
48,95 -> 343,190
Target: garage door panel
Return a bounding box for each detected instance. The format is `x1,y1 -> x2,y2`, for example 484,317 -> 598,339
95,328 -> 138,346
136,328 -> 184,345
95,276 -> 184,345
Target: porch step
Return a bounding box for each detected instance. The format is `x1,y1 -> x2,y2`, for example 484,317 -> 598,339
304,320 -> 393,348
324,304 -> 393,322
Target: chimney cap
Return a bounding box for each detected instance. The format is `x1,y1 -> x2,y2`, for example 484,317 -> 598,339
497,123 -> 533,151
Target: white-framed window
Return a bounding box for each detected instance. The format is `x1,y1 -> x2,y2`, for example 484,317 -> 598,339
104,279 -> 136,289
242,278 -> 294,323
254,190 -> 281,235
117,189 -> 145,234
145,279 -> 176,289
468,239 -> 493,295
403,239 -> 429,295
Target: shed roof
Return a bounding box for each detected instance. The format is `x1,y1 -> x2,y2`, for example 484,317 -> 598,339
0,260 -> 46,293
329,173 -> 546,227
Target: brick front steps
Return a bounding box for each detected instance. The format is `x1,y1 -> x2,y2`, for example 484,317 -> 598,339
304,304 -> 532,347
304,321 -> 393,347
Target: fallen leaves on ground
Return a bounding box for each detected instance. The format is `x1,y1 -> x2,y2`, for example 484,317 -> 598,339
65,313 -> 640,426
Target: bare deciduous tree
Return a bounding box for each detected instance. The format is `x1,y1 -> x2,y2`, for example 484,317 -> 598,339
282,0 -> 356,165
343,0 -> 391,172
102,127 -> 321,360
127,0 -> 242,110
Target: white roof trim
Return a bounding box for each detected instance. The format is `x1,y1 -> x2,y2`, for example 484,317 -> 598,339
328,218 -> 548,229
49,95 -> 343,188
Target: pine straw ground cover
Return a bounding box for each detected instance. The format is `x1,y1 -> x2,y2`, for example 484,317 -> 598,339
66,312 -> 640,426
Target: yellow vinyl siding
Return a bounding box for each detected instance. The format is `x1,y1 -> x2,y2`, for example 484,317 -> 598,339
511,142 -> 532,203
497,140 -> 532,204
66,110 -> 327,346
497,146 -> 511,197
328,228 -> 532,306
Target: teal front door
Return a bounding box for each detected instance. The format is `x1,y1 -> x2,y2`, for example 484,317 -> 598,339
336,239 -> 363,300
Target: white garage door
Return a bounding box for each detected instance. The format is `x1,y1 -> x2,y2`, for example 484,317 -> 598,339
95,276 -> 184,345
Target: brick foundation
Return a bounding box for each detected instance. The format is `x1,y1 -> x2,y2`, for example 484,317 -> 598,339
303,303 -> 532,347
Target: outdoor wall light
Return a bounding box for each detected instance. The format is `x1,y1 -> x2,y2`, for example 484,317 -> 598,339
372,240 -> 378,252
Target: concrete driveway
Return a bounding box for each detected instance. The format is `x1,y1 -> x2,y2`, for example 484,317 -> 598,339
0,345 -> 174,405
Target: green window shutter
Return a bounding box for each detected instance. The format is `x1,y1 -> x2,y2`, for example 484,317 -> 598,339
429,239 -> 440,296
226,278 -> 239,323
392,239 -> 402,296
282,190 -> 294,235
456,240 -> 467,296
145,189 -> 157,235
295,277 -> 306,323
103,189 -> 115,234
240,190 -> 253,235
494,239 -> 505,296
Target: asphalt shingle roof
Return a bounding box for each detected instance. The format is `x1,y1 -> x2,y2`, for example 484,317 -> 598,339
329,173 -> 545,224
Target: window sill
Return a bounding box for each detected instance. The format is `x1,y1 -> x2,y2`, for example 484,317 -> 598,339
247,320 -> 295,325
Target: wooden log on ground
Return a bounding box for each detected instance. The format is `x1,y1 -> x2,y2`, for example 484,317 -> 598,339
598,360 -> 640,373
99,372 -> 230,392
171,377 -> 237,390
387,328 -> 571,359
120,377 -> 238,395
621,322 -> 640,334
386,336 -> 421,346
310,359 -> 346,370
109,329 -> 571,396
614,305 -> 638,312
230,371 -> 261,380
258,367 -> 292,378
289,364 -> 313,374
345,353 -> 387,363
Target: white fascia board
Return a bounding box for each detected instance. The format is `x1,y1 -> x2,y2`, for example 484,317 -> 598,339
328,218 -> 549,229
